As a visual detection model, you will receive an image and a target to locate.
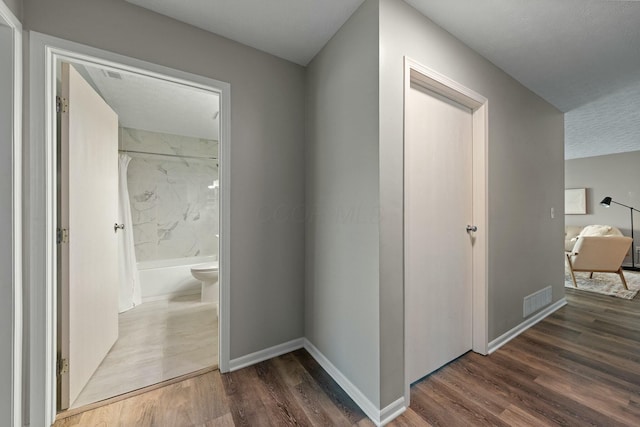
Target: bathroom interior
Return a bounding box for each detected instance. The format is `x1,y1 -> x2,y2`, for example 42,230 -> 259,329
56,61 -> 221,411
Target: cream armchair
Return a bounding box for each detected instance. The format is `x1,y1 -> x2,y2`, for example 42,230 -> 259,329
565,224 -> 623,252
565,235 -> 632,289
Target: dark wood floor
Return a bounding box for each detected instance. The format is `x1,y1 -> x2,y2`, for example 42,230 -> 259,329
54,349 -> 375,427
55,288 -> 640,426
391,288 -> 640,426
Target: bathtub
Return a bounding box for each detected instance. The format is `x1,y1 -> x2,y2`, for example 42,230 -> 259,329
137,256 -> 216,302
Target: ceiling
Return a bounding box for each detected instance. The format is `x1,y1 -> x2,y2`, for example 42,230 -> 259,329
125,0 -> 366,65
403,0 -> 640,160
80,64 -> 219,141
124,0 -> 640,159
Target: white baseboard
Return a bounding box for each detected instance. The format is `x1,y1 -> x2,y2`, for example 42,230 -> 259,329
380,396 -> 407,426
141,288 -> 200,303
228,338 -> 304,372
303,339 -> 406,426
488,297 -> 567,353
225,336 -> 407,425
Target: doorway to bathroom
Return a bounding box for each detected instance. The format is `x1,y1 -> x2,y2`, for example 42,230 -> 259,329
51,50 -> 228,415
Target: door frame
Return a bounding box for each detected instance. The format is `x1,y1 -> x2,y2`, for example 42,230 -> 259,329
28,32 -> 231,426
0,2 -> 22,426
403,57 -> 488,402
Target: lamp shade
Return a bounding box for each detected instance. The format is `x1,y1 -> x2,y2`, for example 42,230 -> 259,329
600,196 -> 612,207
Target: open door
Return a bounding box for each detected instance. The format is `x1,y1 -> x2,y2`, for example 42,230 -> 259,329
59,63 -> 120,409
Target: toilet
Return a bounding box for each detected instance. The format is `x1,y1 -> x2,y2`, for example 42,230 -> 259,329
190,262 -> 219,304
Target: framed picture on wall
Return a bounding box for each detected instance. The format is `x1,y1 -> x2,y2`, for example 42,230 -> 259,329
565,188 -> 587,215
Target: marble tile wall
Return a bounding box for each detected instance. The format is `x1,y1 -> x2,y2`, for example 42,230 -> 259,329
121,127 -> 218,158
122,128 -> 219,262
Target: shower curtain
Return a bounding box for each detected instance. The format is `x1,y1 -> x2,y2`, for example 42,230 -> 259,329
118,154 -> 142,313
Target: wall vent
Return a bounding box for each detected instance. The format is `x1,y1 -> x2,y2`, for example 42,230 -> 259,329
523,286 -> 552,317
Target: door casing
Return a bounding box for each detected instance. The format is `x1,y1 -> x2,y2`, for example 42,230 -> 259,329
0,2 -> 22,427
403,56 -> 488,404
28,32 -> 231,426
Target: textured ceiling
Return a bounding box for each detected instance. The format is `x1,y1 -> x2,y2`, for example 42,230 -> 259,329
125,0 -> 640,158
565,81 -> 640,159
83,65 -> 219,140
125,0 -> 365,65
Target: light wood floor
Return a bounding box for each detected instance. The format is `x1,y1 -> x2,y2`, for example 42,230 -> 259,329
69,294 -> 218,409
55,288 -> 640,426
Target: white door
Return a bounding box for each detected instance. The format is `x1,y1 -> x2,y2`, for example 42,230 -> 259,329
405,81 -> 473,384
59,63 -> 120,409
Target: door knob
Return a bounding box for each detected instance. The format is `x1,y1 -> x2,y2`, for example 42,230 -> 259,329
466,225 -> 478,232
114,223 -> 125,232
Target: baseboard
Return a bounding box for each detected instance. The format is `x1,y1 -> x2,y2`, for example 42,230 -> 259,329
228,338 -> 304,372
141,288 -> 200,304
228,337 -> 406,425
488,297 -> 567,353
380,396 -> 407,426
303,339 -> 406,426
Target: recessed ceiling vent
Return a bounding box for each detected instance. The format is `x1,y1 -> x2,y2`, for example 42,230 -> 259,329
103,70 -> 123,80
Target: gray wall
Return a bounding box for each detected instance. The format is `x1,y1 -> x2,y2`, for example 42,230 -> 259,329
378,0 -> 565,406
3,0 -> 20,20
565,151 -> 640,263
306,0 -> 566,410
0,21 -> 15,426
23,0 -> 305,361
306,0 -> 381,407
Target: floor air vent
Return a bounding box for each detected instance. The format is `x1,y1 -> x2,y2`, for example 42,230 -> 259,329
523,286 -> 552,317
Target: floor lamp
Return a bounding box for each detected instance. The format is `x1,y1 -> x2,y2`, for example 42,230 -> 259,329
600,196 -> 640,271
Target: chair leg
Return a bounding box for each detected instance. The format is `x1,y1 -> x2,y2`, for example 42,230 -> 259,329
589,272 -> 594,279
566,253 -> 578,288
618,268 -> 629,290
